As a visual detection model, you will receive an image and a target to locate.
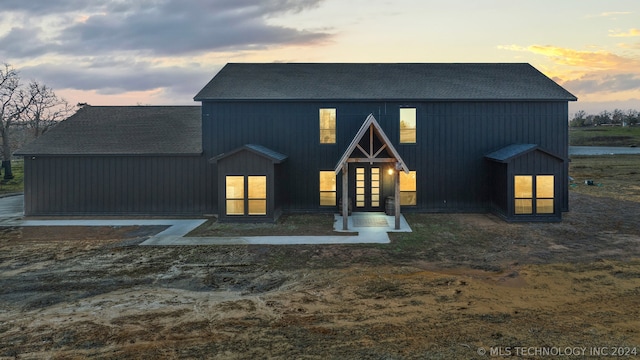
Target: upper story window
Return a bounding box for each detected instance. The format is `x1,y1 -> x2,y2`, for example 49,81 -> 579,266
399,108 -> 416,144
319,108 -> 336,144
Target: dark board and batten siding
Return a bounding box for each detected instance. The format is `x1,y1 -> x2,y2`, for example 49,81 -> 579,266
215,149 -> 282,222
486,147 -> 564,221
202,100 -> 569,214
23,155 -> 214,216
509,150 -> 564,221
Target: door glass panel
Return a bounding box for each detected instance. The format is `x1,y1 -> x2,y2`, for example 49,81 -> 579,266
356,168 -> 365,207
371,168 -> 380,207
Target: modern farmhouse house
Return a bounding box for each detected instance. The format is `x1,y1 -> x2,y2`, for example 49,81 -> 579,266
16,63 -> 577,223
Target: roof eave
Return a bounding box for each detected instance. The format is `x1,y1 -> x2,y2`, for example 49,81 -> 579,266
16,152 -> 203,157
196,97 -> 578,102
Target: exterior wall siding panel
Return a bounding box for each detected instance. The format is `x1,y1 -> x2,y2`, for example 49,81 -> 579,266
23,155 -> 214,216
202,100 -> 569,214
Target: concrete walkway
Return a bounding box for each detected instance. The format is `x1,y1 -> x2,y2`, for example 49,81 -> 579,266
140,212 -> 411,245
0,195 -> 411,245
0,194 -> 25,222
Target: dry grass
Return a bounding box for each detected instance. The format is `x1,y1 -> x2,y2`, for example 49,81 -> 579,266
569,155 -> 640,202
1,155 -> 639,359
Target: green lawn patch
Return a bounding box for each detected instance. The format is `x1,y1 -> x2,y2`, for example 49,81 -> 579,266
187,213 -> 351,237
0,159 -> 23,195
569,126 -> 640,146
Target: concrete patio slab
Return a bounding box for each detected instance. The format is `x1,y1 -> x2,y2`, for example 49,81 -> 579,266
333,212 -> 412,233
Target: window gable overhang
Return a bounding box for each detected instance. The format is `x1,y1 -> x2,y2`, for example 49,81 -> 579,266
210,144 -> 287,164
485,144 -> 565,163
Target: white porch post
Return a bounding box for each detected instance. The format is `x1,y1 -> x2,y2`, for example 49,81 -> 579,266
342,163 -> 349,230
394,162 -> 401,230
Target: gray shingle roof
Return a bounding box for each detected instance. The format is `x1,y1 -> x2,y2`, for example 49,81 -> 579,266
194,63 -> 577,101
15,106 -> 202,156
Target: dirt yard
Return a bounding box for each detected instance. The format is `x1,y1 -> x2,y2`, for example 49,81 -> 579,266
1,156 -> 639,359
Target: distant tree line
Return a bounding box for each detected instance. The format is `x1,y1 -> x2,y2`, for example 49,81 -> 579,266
0,63 -> 75,180
570,109 -> 640,127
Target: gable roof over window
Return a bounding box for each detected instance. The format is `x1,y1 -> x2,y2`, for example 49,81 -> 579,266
15,106 -> 202,156
194,63 -> 577,101
211,144 -> 288,163
485,144 -> 565,163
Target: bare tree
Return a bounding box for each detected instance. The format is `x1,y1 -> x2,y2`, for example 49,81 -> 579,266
21,81 -> 73,138
0,63 -> 72,180
0,63 -> 36,180
611,108 -> 625,125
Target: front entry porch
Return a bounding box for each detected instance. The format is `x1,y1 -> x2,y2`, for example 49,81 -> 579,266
335,114 -> 409,230
333,212 -> 412,233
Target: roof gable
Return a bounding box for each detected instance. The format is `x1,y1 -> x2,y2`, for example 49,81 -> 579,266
211,144 -> 287,163
485,144 -> 564,163
194,63 -> 577,101
16,106 -> 202,156
334,114 -> 409,174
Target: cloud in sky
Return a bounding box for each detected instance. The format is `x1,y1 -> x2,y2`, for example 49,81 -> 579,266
1,0 -> 329,57
21,60 -> 210,95
498,45 -> 638,70
609,28 -> 640,37
0,0 -> 331,103
1,0 -> 638,111
563,73 -> 640,94
499,43 -> 640,102
587,11 -> 632,18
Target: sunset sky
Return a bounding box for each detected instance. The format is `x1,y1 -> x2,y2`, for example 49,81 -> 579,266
1,0 -> 638,115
